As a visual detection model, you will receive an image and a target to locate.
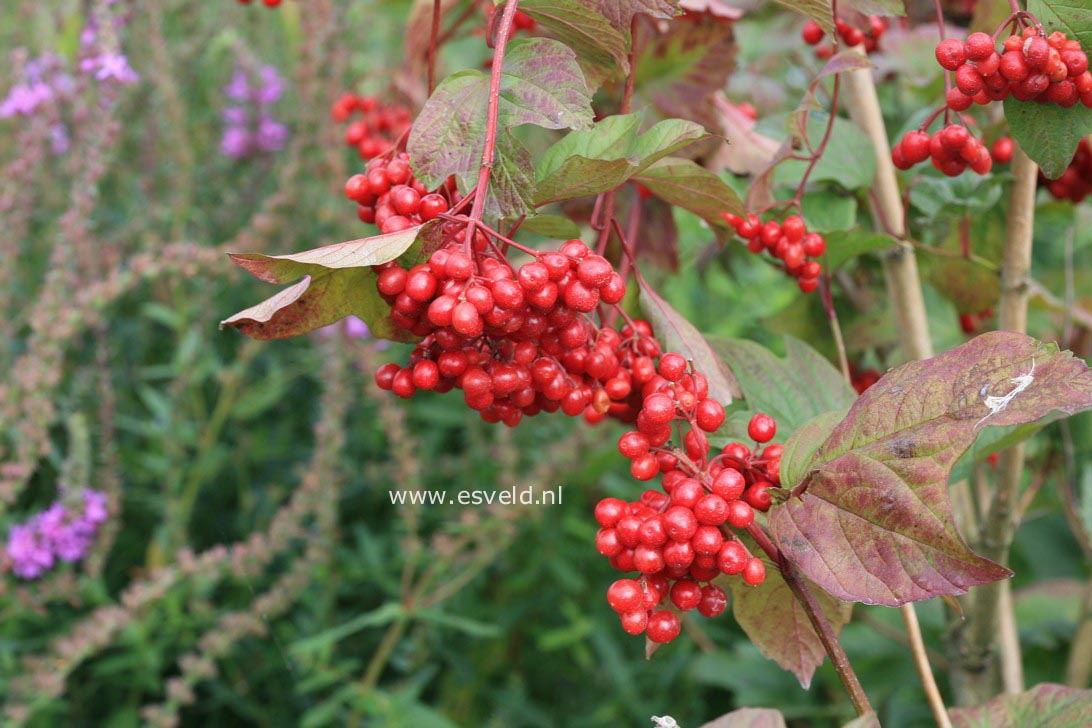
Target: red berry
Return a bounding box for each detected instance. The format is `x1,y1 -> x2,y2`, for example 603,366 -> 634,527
802,20 -> 824,45
711,468 -> 746,501
717,540 -> 747,575
607,578 -> 644,612
742,558 -> 767,585
670,580 -> 703,611
935,38 -> 966,70
646,610 -> 681,643
747,413 -> 777,443
658,353 -> 687,382
620,609 -> 648,635
965,32 -> 995,62
726,499 -> 755,529
695,398 -> 725,432
697,584 -> 729,617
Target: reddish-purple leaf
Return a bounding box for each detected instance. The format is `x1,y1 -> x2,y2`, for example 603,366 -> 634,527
725,537 -> 852,688
520,0 -> 629,89
409,38 -> 593,219
699,707 -> 787,728
598,0 -> 680,35
632,157 -> 743,228
950,683 -> 1092,728
769,332 -> 1092,606
639,287 -> 742,404
709,96 -> 781,177
222,223 -> 440,341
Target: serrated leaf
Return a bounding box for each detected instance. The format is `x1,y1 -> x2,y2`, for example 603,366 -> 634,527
950,683 -> 1092,728
598,0 -> 680,34
781,409 -> 847,489
726,536 -> 852,688
700,707 -> 788,728
409,38 -> 593,219
633,157 -> 743,226
639,287 -> 742,404
521,0 -> 629,90
1004,97 -> 1092,180
769,0 -> 835,35
535,114 -> 710,204
518,213 -> 582,239
1029,0 -> 1092,53
711,336 -> 857,434
222,223 -> 440,341
769,331 -> 1092,606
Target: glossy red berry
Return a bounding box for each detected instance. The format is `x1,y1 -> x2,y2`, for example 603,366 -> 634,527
607,579 -> 644,612
747,413 -> 777,443
646,610 -> 681,643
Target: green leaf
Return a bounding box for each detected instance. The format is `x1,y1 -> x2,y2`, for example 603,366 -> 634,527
725,534 -> 852,688
1004,97 -> 1092,180
1029,0 -> 1092,53
221,223 -> 440,341
639,287 -> 742,404
928,256 -> 999,314
711,336 -> 857,434
535,114 -> 710,205
518,213 -> 582,239
408,38 -> 593,218
700,707 -> 788,728
289,602 -> 405,657
632,157 -> 743,227
800,190 -> 857,232
950,683 -> 1092,728
821,230 -> 893,270
842,0 -> 905,15
780,409 -> 847,489
769,331 -> 1092,606
520,0 -> 629,89
771,114 -> 877,192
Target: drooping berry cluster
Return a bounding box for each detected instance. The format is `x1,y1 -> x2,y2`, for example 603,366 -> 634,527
598,411 -> 783,643
892,124 -> 993,177
936,27 -> 1092,110
344,152 -> 455,233
375,238 -> 644,427
719,213 -> 825,293
801,16 -> 888,58
331,92 -> 412,159
1041,136 -> 1092,203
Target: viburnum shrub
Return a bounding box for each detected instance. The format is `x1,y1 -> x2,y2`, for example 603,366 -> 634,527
222,0 -> 1092,722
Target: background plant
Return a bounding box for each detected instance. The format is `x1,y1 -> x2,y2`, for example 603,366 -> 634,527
2,1 -> 1092,727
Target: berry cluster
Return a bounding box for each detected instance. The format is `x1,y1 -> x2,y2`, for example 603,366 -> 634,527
374,237 -> 644,427
331,92 -> 412,160
801,16 -> 888,58
936,27 -> 1092,110
848,363 -> 881,394
719,213 -> 825,293
599,411 -> 783,643
892,124 -> 993,177
344,152 -> 454,233
1041,136 -> 1092,203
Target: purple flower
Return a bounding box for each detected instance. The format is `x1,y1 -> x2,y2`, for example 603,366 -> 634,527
255,116 -> 288,152
224,70 -> 250,101
5,489 -> 108,579
222,106 -> 248,125
88,53 -> 140,84
7,524 -> 54,579
220,126 -> 251,159
50,123 -> 70,155
83,489 -> 108,525
344,316 -> 371,339
0,82 -> 52,118
256,66 -> 284,105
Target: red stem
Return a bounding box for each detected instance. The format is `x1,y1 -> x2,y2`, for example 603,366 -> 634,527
745,523 -> 873,716
464,0 -> 522,249
792,74 -> 841,209
428,0 -> 441,95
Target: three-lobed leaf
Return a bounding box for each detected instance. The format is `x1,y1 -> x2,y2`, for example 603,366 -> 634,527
520,0 -> 629,90
769,331 -> 1092,606
408,38 -> 594,219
